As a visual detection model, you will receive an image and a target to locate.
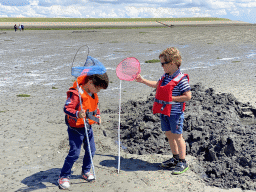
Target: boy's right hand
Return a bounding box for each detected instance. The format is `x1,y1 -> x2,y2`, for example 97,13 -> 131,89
78,109 -> 86,119
135,74 -> 143,83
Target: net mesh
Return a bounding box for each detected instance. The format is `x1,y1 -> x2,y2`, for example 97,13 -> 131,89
116,57 -> 140,81
71,56 -> 106,77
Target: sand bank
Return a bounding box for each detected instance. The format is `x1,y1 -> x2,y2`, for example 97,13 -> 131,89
0,20 -> 254,29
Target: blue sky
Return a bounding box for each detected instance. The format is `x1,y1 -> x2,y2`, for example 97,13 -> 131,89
0,0 -> 255,23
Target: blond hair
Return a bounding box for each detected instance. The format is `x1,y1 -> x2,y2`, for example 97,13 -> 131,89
159,47 -> 182,68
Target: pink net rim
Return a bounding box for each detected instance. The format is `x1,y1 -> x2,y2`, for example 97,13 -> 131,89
116,57 -> 141,81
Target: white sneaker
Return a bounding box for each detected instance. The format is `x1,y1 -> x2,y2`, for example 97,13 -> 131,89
81,172 -> 95,181
58,177 -> 70,189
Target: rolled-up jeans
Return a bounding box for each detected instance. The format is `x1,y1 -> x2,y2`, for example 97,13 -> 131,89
60,124 -> 96,178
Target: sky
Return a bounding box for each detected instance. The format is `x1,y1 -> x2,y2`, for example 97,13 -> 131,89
0,0 -> 255,23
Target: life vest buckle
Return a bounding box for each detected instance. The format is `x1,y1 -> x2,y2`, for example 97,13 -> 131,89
161,104 -> 166,111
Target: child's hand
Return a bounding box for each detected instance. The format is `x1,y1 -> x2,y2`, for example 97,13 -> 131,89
135,74 -> 143,83
96,115 -> 101,125
78,109 -> 86,119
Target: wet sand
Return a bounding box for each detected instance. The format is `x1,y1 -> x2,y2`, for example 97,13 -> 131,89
0,24 -> 256,191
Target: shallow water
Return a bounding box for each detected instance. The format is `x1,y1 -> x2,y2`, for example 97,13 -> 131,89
0,28 -> 255,107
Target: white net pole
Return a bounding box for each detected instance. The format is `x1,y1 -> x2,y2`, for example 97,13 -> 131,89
118,80 -> 121,173
77,82 -> 96,180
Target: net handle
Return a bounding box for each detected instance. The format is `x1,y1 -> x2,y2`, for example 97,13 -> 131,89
71,45 -> 90,71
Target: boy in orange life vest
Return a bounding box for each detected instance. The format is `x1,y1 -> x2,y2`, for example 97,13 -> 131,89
135,47 -> 191,174
58,73 -> 109,190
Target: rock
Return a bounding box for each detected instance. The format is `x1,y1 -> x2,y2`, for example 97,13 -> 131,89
103,83 -> 256,190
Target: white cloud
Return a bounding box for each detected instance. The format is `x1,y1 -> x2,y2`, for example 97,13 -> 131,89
237,2 -> 256,7
229,8 -> 240,16
214,9 -> 227,15
204,1 -> 234,9
0,0 -> 255,23
124,6 -> 213,18
29,0 -> 39,6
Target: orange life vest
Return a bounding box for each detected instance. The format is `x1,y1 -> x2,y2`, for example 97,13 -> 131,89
66,75 -> 99,128
152,73 -> 189,117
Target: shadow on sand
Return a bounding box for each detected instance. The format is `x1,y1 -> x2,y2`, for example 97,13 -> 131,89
97,154 -> 162,172
15,154 -> 161,191
15,168 -> 61,192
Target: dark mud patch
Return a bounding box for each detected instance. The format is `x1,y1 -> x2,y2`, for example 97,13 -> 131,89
103,83 -> 256,190
72,30 -> 98,33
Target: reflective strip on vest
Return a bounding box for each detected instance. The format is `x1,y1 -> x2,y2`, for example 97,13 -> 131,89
173,73 -> 184,82
86,109 -> 99,124
79,86 -> 84,95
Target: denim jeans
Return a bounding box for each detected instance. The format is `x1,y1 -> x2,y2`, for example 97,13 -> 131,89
160,113 -> 184,134
60,125 -> 96,178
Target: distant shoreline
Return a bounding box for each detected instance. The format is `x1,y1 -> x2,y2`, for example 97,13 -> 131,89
0,18 -> 254,30
0,17 -> 232,22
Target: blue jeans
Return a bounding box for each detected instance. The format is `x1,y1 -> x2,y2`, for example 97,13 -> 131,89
60,125 -> 96,178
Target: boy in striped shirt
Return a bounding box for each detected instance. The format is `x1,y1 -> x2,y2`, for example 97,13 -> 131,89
135,47 -> 191,174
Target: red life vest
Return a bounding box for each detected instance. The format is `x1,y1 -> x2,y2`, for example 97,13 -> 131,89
152,73 -> 189,117
66,75 -> 99,128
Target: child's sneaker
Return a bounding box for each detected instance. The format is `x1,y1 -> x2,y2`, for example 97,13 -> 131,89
172,161 -> 189,175
58,177 -> 70,190
160,157 -> 178,168
81,172 -> 95,182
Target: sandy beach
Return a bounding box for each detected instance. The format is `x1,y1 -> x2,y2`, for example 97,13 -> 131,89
0,23 -> 256,192
0,20 -> 253,29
